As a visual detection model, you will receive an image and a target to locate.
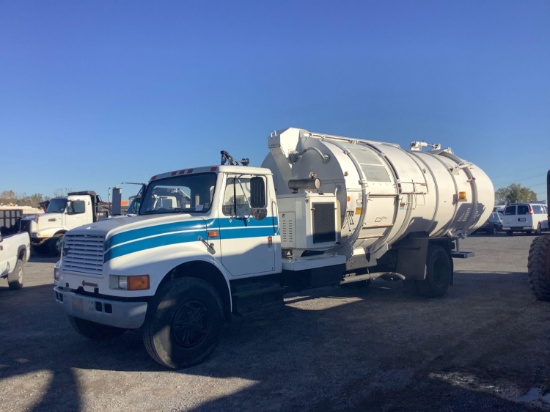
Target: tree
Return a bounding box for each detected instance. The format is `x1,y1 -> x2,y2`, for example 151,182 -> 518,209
495,183 -> 537,205
0,190 -> 50,207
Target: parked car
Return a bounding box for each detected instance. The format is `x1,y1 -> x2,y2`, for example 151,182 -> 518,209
473,212 -> 503,235
502,203 -> 549,235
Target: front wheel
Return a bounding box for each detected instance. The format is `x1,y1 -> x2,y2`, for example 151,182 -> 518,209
414,245 -> 453,298
142,278 -> 224,369
48,235 -> 63,256
7,259 -> 24,290
68,316 -> 127,340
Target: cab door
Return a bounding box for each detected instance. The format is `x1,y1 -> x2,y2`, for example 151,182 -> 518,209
64,196 -> 93,229
218,174 -> 276,277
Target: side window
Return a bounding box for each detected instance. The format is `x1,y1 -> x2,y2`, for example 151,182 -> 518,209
517,205 -> 529,215
222,177 -> 251,216
532,205 -> 543,214
68,200 -> 86,215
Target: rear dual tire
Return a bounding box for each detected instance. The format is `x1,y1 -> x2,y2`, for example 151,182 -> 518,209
412,245 -> 453,298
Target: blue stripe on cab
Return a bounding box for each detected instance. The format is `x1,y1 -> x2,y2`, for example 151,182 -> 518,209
104,217 -> 279,262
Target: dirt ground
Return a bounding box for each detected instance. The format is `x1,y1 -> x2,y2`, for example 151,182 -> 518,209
1,234 -> 549,411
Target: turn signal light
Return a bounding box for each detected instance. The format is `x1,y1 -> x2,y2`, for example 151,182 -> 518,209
113,275 -> 150,290
127,275 -> 150,290
458,192 -> 467,201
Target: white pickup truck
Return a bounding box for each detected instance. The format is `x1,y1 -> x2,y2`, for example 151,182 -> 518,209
0,231 -> 31,290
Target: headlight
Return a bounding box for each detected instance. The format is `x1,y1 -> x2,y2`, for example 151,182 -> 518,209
53,261 -> 61,280
110,275 -> 150,290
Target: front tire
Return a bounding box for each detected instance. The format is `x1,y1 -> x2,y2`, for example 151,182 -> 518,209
143,278 -> 224,369
48,235 -> 63,256
527,236 -> 550,301
414,245 -> 453,298
7,259 -> 24,290
68,316 -> 127,340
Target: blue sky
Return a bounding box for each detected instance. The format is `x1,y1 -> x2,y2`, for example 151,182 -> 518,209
1,0 -> 549,203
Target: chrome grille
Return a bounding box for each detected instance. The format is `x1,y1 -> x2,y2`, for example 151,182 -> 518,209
62,233 -> 105,275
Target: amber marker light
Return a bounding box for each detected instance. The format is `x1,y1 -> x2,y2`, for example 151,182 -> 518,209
458,191 -> 467,201
127,275 -> 150,290
208,231 -> 219,238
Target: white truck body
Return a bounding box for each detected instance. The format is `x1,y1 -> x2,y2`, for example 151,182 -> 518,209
0,231 -> 30,290
54,128 -> 494,369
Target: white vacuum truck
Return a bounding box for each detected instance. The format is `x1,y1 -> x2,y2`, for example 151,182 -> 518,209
53,128 -> 494,368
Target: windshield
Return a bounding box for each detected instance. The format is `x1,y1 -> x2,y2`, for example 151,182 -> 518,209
46,198 -> 67,213
139,172 -> 217,215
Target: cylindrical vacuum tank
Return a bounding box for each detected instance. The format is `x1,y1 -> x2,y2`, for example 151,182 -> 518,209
262,128 -> 494,256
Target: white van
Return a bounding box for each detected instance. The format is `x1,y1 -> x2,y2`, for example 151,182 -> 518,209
502,203 -> 549,235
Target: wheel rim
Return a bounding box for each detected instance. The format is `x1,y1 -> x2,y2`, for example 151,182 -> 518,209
171,300 -> 209,349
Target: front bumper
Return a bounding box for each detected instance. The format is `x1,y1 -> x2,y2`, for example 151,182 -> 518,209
54,286 -> 148,329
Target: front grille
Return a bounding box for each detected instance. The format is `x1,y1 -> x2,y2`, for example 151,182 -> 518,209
62,233 -> 105,275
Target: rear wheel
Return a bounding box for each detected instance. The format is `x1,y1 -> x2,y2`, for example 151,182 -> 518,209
68,316 -> 127,339
143,278 -> 224,369
527,235 -> 550,301
414,245 -> 453,298
7,259 -> 24,290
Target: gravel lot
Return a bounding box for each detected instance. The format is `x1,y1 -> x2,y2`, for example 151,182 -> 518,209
1,234 -> 549,411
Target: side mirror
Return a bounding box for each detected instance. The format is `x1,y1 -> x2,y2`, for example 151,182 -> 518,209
250,176 -> 267,221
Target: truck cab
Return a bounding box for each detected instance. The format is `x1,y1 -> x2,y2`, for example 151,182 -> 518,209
21,191 -> 105,255
54,164 -> 282,367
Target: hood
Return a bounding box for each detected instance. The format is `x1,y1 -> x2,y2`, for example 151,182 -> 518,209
22,212 -> 63,230
67,213 -> 201,239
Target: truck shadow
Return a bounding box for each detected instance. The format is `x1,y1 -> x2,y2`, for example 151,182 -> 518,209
0,271 -> 546,411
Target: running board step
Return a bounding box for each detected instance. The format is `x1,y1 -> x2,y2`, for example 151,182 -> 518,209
231,282 -> 285,317
452,251 -> 475,258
